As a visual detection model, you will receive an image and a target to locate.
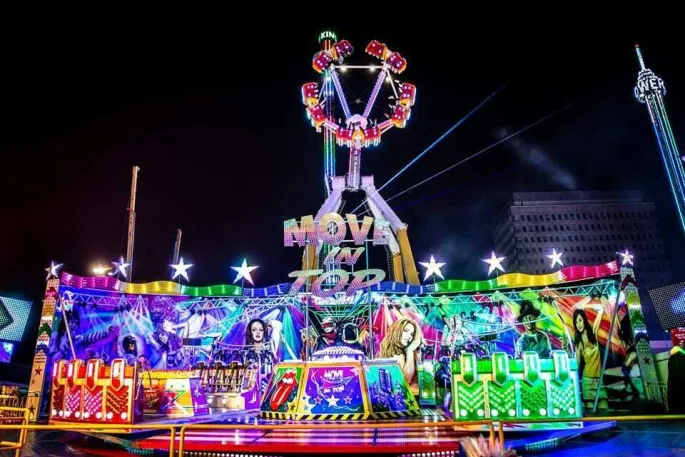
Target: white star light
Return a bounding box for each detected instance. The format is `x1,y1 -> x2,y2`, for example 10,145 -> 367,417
170,257 -> 193,281
618,249 -> 634,266
419,255 -> 446,281
231,259 -> 258,285
326,394 -> 340,407
482,251 -> 506,276
111,257 -> 131,278
45,261 -> 63,281
547,249 -> 564,269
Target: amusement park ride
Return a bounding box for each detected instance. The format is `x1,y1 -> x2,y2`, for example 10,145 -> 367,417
22,33 -> 671,456
301,33 -> 420,285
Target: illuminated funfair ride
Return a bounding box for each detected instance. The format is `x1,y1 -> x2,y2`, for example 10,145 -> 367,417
23,36 -> 666,456
301,35 -> 420,285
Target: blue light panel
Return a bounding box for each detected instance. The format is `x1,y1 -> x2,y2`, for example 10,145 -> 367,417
0,297 -> 32,342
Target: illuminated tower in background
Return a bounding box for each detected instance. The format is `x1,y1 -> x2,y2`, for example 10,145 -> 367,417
319,30 -> 337,196
634,44 -> 685,235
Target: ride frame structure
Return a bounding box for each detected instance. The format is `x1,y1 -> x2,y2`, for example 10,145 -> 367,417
301,33 -> 420,285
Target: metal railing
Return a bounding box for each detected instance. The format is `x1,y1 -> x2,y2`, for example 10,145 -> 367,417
0,407 -> 30,457
0,419 -> 177,457
1,413 -> 683,456
0,416 -> 496,457
496,414 -> 685,447
176,419 -> 496,457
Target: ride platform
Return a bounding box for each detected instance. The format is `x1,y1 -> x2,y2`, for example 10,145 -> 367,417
126,408 -> 615,456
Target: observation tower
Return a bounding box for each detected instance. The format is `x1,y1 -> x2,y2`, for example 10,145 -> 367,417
634,44 -> 685,235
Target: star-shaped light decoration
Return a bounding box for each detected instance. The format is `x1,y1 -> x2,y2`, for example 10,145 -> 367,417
419,255 -> 446,282
45,261 -> 63,281
231,259 -> 258,285
482,251 -> 506,276
326,394 -> 340,407
111,257 -> 130,278
547,249 -> 564,269
618,249 -> 635,266
170,257 -> 193,281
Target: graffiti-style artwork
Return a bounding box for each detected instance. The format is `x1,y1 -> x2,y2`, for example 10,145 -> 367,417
260,365 -> 303,414
299,365 -> 365,415
365,363 -> 418,414
36,260 -> 654,419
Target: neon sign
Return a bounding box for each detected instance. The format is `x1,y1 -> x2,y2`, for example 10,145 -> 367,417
283,213 -> 389,247
284,212 -> 388,297
634,69 -> 666,101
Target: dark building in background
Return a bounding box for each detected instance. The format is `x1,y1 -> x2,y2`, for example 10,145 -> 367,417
494,190 -> 672,339
494,191 -> 671,287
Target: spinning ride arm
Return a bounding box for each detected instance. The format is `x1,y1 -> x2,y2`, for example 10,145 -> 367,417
302,39 -> 417,183
363,69 -> 388,119
330,69 -> 352,120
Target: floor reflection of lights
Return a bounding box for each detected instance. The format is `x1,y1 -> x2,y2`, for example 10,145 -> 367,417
142,427 -> 462,449
136,409 -> 465,453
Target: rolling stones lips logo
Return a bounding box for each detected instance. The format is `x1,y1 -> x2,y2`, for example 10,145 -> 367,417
270,371 -> 297,411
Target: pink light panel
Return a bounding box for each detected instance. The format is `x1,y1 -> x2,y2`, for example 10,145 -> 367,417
60,273 -> 120,291
560,261 -> 619,282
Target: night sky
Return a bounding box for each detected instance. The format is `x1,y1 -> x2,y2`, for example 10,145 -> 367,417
2,25 -> 684,364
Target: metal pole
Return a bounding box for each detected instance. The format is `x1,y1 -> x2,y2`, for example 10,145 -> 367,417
60,302 -> 77,360
366,240 -> 373,358
593,284 -> 620,413
551,298 -> 574,355
172,229 -> 183,265
125,166 -> 140,280
305,241 -> 310,362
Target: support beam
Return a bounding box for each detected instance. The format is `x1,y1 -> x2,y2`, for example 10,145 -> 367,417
397,227 -> 420,285
392,252 -> 405,283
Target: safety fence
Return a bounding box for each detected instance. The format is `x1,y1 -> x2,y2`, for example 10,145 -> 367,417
0,410 -> 177,457
0,407 -> 30,457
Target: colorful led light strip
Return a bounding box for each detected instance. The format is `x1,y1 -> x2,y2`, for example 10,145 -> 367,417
60,261 -> 619,298
435,262 -> 619,293
60,273 -> 121,291
181,284 -> 243,297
